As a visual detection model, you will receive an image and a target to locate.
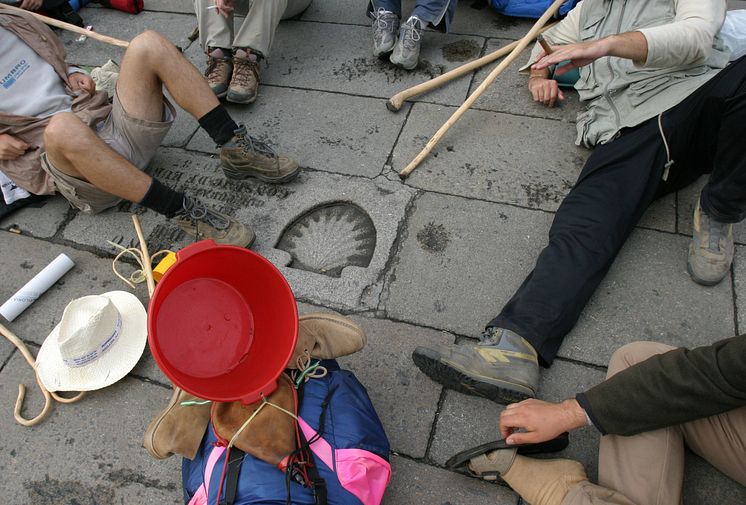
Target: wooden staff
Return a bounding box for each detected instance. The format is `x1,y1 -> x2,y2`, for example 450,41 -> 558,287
0,3 -> 129,48
399,0 -> 567,179
386,23 -> 556,112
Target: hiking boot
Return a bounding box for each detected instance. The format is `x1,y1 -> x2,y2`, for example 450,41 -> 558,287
688,197 -> 734,286
288,312 -> 367,369
412,327 -> 539,404
390,16 -> 423,70
143,387 -> 211,460
371,8 -> 400,57
173,196 -> 255,247
205,47 -> 233,98
220,125 -> 300,183
227,49 -> 259,104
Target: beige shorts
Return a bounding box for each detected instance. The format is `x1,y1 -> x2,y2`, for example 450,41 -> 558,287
42,92 -> 176,214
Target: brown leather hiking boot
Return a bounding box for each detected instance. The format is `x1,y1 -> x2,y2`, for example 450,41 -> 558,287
205,48 -> 233,98
143,387 -> 211,460
220,126 -> 300,183
227,50 -> 259,104
173,196 -> 255,247
287,312 -> 367,369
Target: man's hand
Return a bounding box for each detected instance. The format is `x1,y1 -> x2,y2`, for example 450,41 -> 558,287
69,72 -> 96,95
19,0 -> 43,11
0,133 -> 31,161
499,398 -> 588,445
528,76 -> 565,107
532,39 -> 612,77
213,0 -> 234,18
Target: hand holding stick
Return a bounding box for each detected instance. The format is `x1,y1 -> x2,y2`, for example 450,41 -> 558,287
0,3 -> 129,48
398,0 -> 566,179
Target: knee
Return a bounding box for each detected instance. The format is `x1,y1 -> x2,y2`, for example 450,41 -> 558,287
127,30 -> 173,61
44,112 -> 82,154
606,341 -> 675,379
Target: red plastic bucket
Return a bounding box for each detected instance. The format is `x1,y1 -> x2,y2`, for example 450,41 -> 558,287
148,240 -> 297,404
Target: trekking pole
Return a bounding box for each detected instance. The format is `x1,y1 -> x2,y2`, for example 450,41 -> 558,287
0,3 -> 129,48
386,23 -> 557,112
398,0 -> 566,179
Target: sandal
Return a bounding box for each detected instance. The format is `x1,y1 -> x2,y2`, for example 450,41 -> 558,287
445,432 -> 570,479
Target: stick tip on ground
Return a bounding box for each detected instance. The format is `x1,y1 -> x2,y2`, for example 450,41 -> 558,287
386,99 -> 401,113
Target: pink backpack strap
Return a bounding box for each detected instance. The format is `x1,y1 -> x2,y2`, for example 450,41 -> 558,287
188,445 -> 227,505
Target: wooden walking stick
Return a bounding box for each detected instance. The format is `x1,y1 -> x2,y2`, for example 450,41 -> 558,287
398,0 -> 567,179
386,23 -> 556,112
0,3 -> 129,48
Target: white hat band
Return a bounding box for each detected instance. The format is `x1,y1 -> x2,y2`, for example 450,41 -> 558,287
62,313 -> 122,368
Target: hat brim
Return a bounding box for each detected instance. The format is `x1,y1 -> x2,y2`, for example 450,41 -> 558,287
36,291 -> 147,392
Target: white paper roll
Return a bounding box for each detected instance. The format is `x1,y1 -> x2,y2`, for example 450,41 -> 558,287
0,253 -> 75,322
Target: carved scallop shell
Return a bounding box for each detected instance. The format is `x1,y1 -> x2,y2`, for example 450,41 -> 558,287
276,203 -> 376,277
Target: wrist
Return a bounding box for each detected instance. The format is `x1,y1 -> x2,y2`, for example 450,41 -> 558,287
560,399 -> 588,431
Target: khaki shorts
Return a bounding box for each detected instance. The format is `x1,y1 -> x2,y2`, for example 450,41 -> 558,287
42,92 -> 176,214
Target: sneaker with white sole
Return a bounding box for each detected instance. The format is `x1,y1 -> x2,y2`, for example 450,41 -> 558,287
390,16 -> 423,70
688,197 -> 734,286
372,8 -> 400,57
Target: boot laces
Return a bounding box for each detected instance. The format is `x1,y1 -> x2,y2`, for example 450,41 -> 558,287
206,55 -> 230,83
401,16 -> 422,49
235,128 -> 277,160
178,196 -> 230,231
232,57 -> 258,88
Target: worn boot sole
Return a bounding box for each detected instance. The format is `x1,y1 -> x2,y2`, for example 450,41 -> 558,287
226,89 -> 258,104
412,347 -> 534,404
143,387 -> 182,459
686,260 -> 727,286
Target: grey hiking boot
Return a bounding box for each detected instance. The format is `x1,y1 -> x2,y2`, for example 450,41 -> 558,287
173,196 -> 255,248
227,49 -> 259,104
372,8 -> 400,57
412,327 -> 539,404
205,48 -> 233,98
390,16 -> 423,70
688,197 -> 734,286
220,126 -> 300,183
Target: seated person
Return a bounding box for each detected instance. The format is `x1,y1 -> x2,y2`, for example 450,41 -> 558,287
469,337 -> 746,504
195,0 -> 312,104
0,9 -> 299,247
368,0 -> 458,69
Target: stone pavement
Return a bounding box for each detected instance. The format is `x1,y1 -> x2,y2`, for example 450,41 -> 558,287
2,1 -> 746,504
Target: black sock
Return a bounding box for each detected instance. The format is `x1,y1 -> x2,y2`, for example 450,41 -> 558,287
198,105 -> 239,146
139,178 -> 184,218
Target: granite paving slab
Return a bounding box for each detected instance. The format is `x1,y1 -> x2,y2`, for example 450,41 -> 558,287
383,192 -> 553,337
0,233 -> 145,346
560,228 -> 735,366
469,41 -> 584,121
59,8 -> 196,65
683,451 -> 746,505
733,246 -> 746,333
262,21 -> 484,106
144,0 -> 195,14
391,103 -> 587,210
0,196 -> 70,238
0,353 -> 181,505
337,314 -> 455,459
384,454 -> 518,505
187,86 -> 411,178
429,358 -> 604,481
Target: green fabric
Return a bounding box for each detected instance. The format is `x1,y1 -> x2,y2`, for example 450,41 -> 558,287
581,336 -> 746,436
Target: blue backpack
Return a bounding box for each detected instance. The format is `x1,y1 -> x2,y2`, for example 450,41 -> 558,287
489,0 -> 580,19
182,361 -> 391,505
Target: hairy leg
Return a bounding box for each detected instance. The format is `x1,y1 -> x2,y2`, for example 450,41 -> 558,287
44,112 -> 151,202
117,30 -> 221,121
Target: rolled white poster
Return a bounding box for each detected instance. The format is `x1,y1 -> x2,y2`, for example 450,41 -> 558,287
0,253 -> 75,322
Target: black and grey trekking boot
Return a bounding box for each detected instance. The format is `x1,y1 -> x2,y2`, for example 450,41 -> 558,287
412,328 -> 539,404
688,197 -> 734,286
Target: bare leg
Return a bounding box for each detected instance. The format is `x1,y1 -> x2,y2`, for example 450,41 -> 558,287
44,112 -> 151,202
116,30 -> 221,122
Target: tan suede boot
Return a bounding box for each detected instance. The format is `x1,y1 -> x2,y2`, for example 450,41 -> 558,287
500,455 -> 587,505
287,312 -> 367,369
143,387 -> 211,460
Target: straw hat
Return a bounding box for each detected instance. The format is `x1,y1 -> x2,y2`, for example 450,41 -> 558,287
36,291 -> 147,392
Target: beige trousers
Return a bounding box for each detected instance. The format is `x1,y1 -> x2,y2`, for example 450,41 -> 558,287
195,0 -> 312,57
562,341 -> 746,505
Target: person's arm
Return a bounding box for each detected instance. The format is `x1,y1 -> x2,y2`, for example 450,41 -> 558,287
581,336 -> 746,436
500,336 -> 746,444
0,133 -> 30,161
